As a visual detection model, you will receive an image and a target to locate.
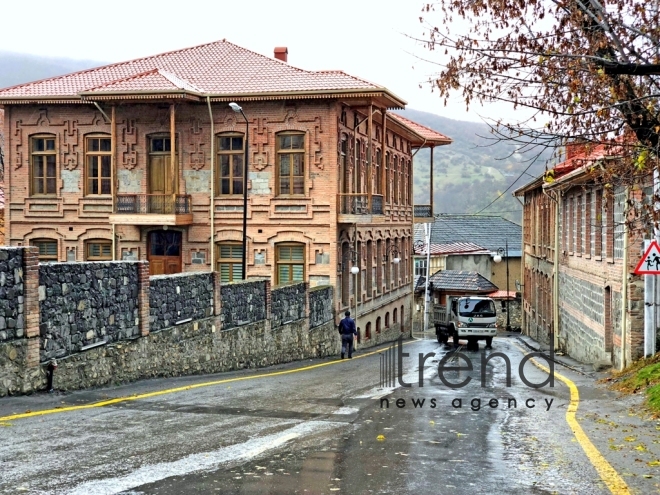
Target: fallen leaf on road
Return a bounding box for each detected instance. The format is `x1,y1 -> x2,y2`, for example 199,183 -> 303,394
624,436 -> 637,442
377,435 -> 385,441
647,460 -> 660,467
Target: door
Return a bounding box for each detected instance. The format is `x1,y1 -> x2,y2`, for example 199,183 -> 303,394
148,230 -> 182,275
148,137 -> 178,213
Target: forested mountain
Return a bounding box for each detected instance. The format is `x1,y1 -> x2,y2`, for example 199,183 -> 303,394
398,109 -> 554,223
0,52 -> 105,89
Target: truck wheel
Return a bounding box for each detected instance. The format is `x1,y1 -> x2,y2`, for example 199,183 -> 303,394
485,337 -> 493,349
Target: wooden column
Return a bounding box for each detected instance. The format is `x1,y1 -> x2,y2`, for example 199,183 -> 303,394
111,105 -> 117,260
170,103 -> 176,195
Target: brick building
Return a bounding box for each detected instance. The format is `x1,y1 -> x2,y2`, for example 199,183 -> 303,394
515,144 -> 649,368
0,40 -> 450,344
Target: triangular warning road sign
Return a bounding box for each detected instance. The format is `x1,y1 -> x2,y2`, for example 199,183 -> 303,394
634,240 -> 660,275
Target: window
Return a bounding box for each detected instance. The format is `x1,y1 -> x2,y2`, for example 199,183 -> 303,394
385,153 -> 391,203
385,312 -> 390,327
400,305 -> 404,330
415,258 -> 427,277
217,243 -> 243,283
31,136 -> 57,195
393,156 -> 399,204
374,149 -> 382,195
393,308 -> 398,324
277,133 -> 304,195
217,134 -> 244,195
32,239 -> 58,261
276,243 -> 305,284
376,316 -> 381,333
365,322 -> 372,339
595,189 -> 603,257
85,136 -> 111,195
86,240 -> 112,261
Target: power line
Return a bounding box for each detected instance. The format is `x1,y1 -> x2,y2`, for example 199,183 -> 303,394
471,159 -> 538,215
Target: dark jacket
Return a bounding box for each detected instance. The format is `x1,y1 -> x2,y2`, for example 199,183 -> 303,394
338,317 -> 357,336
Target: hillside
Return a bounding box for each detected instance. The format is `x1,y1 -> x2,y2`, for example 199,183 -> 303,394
398,109 -> 554,223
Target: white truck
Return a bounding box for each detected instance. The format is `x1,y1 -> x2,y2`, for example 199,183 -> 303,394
433,296 -> 498,350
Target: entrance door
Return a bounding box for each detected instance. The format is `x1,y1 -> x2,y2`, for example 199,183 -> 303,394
148,230 -> 182,275
148,137 -> 177,213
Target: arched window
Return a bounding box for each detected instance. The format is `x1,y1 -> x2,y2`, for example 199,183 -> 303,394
216,133 -> 244,195
276,243 -> 305,284
385,312 -> 390,328
400,305 -> 405,331
393,308 -> 398,324
376,316 -> 381,333
85,239 -> 112,261
217,242 -> 242,282
32,238 -> 58,261
365,321 -> 372,339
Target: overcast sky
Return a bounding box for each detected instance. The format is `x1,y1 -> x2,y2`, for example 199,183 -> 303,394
0,0 -> 517,124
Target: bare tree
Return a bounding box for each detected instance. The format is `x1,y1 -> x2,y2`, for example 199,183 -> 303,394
417,0 -> 660,191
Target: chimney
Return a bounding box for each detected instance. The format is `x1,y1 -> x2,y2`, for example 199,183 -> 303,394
274,47 -> 288,63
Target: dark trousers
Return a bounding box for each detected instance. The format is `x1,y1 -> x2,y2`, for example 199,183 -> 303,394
341,335 -> 354,358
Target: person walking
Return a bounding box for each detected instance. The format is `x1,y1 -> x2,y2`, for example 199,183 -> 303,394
338,310 -> 357,359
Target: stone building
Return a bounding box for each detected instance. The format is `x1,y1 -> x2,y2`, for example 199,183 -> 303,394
0,40 -> 450,345
515,144 -> 649,368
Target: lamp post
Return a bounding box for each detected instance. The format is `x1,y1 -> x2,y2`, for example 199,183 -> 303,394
493,240 -> 511,332
229,102 -> 249,280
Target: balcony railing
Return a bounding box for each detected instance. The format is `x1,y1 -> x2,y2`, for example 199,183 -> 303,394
115,194 -> 191,214
338,194 -> 384,215
414,204 -> 433,218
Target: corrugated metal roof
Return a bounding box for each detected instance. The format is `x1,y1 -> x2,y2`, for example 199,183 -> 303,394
414,215 -> 522,257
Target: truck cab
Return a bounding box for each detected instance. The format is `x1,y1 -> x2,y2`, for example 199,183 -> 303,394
434,296 -> 498,350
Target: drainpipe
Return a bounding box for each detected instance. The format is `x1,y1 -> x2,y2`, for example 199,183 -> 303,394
111,105 -> 117,261
542,187 -> 561,351
621,188 -> 630,370
207,97 -> 215,271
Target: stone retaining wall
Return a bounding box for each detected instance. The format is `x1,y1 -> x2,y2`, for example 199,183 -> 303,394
0,339 -> 44,396
149,272 -> 214,332
49,316 -> 340,392
271,282 -> 307,329
39,262 -> 140,361
0,248 -> 25,342
309,286 -> 333,328
220,279 -> 268,330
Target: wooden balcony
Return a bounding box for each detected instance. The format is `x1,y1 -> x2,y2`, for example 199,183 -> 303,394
109,194 -> 193,226
337,193 -> 384,223
414,204 -> 434,223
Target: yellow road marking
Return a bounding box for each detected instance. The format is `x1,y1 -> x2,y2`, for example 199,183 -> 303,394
512,342 -> 631,495
0,339 -> 417,423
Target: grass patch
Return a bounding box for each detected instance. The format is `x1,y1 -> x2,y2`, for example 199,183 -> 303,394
607,354 -> 660,414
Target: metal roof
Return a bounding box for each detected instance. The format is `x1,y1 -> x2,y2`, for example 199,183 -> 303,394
428,270 -> 499,292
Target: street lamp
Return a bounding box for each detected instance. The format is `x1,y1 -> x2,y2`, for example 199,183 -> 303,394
493,239 -> 511,332
229,102 -> 249,280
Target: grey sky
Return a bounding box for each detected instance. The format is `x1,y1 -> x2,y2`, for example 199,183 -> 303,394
0,0 -> 516,123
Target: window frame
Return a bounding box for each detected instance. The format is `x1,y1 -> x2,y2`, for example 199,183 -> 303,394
32,238 -> 58,261
30,134 -> 57,196
276,242 -> 306,285
276,132 -> 305,196
216,242 -> 243,283
85,134 -> 112,196
85,240 -> 113,261
216,133 -> 245,196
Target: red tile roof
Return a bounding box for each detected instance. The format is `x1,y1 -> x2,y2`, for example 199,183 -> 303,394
487,290 -> 516,300
389,112 -> 452,146
0,40 -> 403,104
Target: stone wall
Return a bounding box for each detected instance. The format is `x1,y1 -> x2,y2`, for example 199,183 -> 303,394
271,282 -> 307,329
149,272 -> 214,332
220,279 -> 268,330
0,339 -> 44,396
309,285 -> 334,328
49,316 -> 340,392
496,298 -> 522,331
39,261 -> 141,361
0,247 -> 24,342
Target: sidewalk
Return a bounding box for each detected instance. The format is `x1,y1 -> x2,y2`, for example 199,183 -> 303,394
507,331 -> 660,494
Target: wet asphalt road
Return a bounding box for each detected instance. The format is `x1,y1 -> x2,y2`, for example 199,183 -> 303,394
0,336 -> 619,494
